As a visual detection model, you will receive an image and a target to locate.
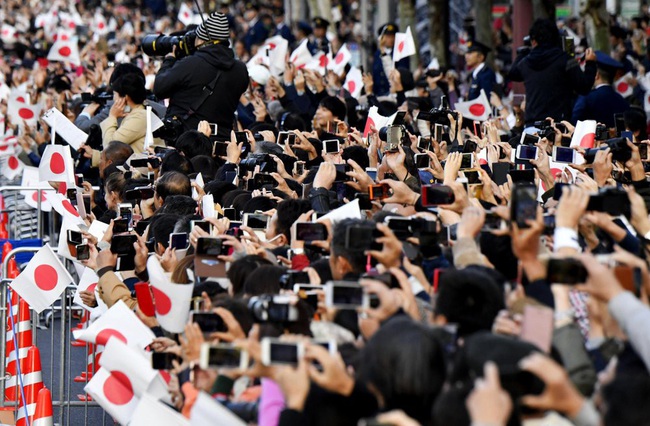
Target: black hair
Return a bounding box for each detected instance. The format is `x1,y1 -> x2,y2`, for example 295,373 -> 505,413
213,297 -> 255,336
190,155 -> 218,181
232,193 -> 253,216
157,195 -> 198,216
204,181 -> 238,205
357,317 -> 446,425
331,218 -> 374,274
603,374 -> 650,426
227,255 -> 274,296
434,268 -> 505,337
105,172 -> 126,199
160,150 -> 194,175
274,199 -> 312,241
243,265 -> 286,296
155,171 -> 192,201
625,107 -> 648,140
221,189 -> 250,208
277,112 -> 306,132
342,145 -> 369,170
111,73 -> 147,104
149,214 -> 181,250
242,196 -> 277,214
529,18 -> 561,48
109,62 -> 146,87
174,130 -> 213,158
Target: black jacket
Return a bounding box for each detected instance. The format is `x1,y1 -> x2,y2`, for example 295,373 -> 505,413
154,43 -> 249,139
509,46 -> 597,125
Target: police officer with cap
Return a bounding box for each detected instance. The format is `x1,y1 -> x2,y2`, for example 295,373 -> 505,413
310,17 -> 330,55
572,51 -> 630,128
465,40 -> 496,101
372,22 -> 410,97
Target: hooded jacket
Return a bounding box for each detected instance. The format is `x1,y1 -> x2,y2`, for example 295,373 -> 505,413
509,46 -> 597,125
154,42 -> 249,139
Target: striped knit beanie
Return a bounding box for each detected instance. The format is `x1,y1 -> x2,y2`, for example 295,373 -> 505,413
196,12 -> 230,42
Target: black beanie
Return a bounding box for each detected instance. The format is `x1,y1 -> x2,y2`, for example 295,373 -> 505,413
319,96 -> 347,121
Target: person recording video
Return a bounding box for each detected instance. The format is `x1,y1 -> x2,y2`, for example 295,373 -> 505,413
153,12 -> 249,140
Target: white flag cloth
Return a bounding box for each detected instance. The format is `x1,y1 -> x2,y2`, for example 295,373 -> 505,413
85,368 -> 139,426
290,39 -> 313,69
47,37 -> 81,67
1,155 -> 24,180
614,72 -> 634,98
570,120 -> 597,148
177,3 -> 194,26
49,192 -> 85,226
328,44 -> 352,75
56,216 -> 82,261
0,135 -> 18,155
9,244 -> 74,313
99,339 -> 170,402
8,92 -> 41,128
39,144 -> 75,183
93,13 -> 109,36
20,166 -> 53,212
393,26 -> 416,63
363,106 -> 398,138
72,300 -> 156,349
73,267 -> 101,312
144,106 -> 154,151
454,89 -> 491,121
147,256 -> 194,333
344,67 -> 363,98
304,51 -> 332,74
247,35 -> 288,77
1,24 -> 17,45
190,392 -> 247,426
131,393 -> 190,426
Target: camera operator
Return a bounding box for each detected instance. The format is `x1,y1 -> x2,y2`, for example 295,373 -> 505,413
153,12 -> 249,140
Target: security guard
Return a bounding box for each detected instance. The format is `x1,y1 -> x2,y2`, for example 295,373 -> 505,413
310,17 -> 330,55
465,40 -> 496,101
372,23 -> 410,97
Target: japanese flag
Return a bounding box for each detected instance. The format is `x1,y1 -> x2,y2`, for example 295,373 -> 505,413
73,300 -> 156,349
21,166 -> 53,212
53,28 -> 75,43
8,93 -> 41,127
541,160 -> 568,192
328,44 -> 352,75
304,51 -> 332,74
363,106 -> 398,138
393,26 -> 416,63
93,13 -> 109,36
39,144 -> 75,183
290,39 -> 313,69
49,192 -> 85,226
1,155 -> 24,180
57,217 -> 83,261
265,35 -> 289,77
0,136 -> 18,155
570,120 -> 597,148
614,72 -> 634,98
73,268 -> 103,312
131,393 -> 190,426
454,89 -> 491,121
190,392 -> 247,426
1,24 -> 17,45
47,37 -> 81,67
147,256 -> 193,334
9,244 -> 74,313
100,339 -> 170,402
178,3 -> 194,26
247,46 -> 271,68
344,66 -> 363,98
84,368 -> 139,426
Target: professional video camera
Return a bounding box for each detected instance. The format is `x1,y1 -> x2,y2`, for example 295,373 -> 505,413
378,124 -> 408,152
584,137 -> 632,164
240,153 -> 276,173
516,35 -> 532,56
416,95 -> 458,126
248,294 -> 299,323
80,90 -> 113,107
153,116 -> 185,143
141,30 -> 198,58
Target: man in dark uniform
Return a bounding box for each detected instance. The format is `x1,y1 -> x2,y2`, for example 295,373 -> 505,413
465,40 -> 496,101
572,51 -> 630,128
273,7 -> 294,45
372,23 -> 410,97
309,17 -> 330,55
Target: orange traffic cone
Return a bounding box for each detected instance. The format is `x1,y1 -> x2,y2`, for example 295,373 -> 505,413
74,344 -> 102,383
5,298 -> 32,402
0,223 -> 8,240
0,194 -> 7,224
32,387 -> 53,426
7,258 -> 19,279
2,241 -> 12,262
15,346 -> 44,426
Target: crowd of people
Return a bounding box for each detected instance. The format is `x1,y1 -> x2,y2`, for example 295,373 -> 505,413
5,0 -> 650,425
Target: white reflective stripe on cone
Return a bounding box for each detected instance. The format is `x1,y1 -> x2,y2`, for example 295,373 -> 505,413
20,371 -> 43,387
15,403 -> 36,421
32,417 -> 53,426
6,346 -> 30,363
6,320 -> 32,340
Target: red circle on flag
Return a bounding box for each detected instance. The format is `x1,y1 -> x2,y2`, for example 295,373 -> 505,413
61,34 -> 69,41
34,264 -> 58,291
268,43 -> 276,50
50,152 -> 66,174
87,283 -> 98,293
58,182 -> 67,194
617,82 -> 629,93
364,117 -> 376,135
541,167 -> 563,191
347,81 -> 356,94
98,22 -> 105,30
32,192 -> 47,203
96,328 -> 127,346
580,133 -> 595,148
16,96 -> 25,103
18,108 -> 34,120
468,104 -> 486,116
68,22 -> 75,29
8,156 -> 19,170
398,41 -> 405,53
319,55 -> 328,68
0,144 -> 7,151
103,371 -> 134,405
183,11 -> 190,18
151,287 -> 172,315
62,200 -> 80,217
335,52 -> 344,65
58,46 -> 71,57
160,370 -> 172,383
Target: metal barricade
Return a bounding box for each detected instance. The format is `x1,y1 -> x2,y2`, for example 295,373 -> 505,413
0,248 -> 111,425
0,185 -> 56,242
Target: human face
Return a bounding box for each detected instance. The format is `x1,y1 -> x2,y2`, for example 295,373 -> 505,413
382,34 -> 395,49
464,51 -> 482,68
314,105 -> 334,127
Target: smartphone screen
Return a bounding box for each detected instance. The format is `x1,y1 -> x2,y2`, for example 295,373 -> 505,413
295,223 -> 328,241
365,168 -> 378,181
112,218 -> 129,235
415,153 -> 430,169
512,183 -> 538,228
110,235 -> 137,255
196,238 -> 225,256
460,153 -> 473,170
244,213 -> 268,230
269,341 -> 300,366
421,185 -> 455,206
213,142 -> 228,157
368,184 -> 390,200
191,220 -> 212,234
546,258 -> 588,284
223,208 -> 237,221
553,147 -> 574,163
235,131 -> 248,144
508,169 -> 535,183
169,233 -> 189,250
68,230 -> 83,245
614,113 -> 626,135
323,139 -> 340,154
327,282 -> 365,308
201,344 -> 246,369
517,145 -> 538,160
76,244 -> 90,261
520,133 -> 540,146
151,352 -> 181,370
191,312 -> 227,333
519,305 -> 554,353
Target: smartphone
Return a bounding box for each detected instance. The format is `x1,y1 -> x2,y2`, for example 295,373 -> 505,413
516,145 -> 538,161
295,222 -> 328,241
151,352 -> 181,370
323,139 -> 340,154
75,173 -> 84,187
621,130 -> 633,142
326,121 -> 337,133
134,282 -> 156,317
344,225 -> 382,251
460,153 -> 474,170
365,168 -> 378,181
110,234 -> 137,255
261,338 -> 305,367
465,170 -> 480,184
417,136 -> 432,151
191,220 -> 212,234
473,120 -> 483,138
213,141 -> 228,157
324,281 -> 369,309
67,230 -> 83,245
135,219 -> 150,237
414,153 -> 430,169
154,146 -> 173,155
66,188 -> 78,201
82,195 -> 92,216
208,123 -> 218,135
614,265 -> 642,296
519,305 -> 554,353
243,213 -> 269,230
368,183 -> 390,201
293,284 -> 322,293
434,124 -> 443,142
355,192 -> 372,210
547,258 -> 588,284
190,311 -> 228,333
421,184 -> 455,206
552,146 -> 575,163
562,36 -> 575,57
253,173 -> 276,188
614,113 -> 626,135
638,143 -> 648,160
235,131 -> 248,144
508,169 -> 535,183
76,244 -> 90,261
195,238 -> 226,256
116,254 -> 136,271
511,183 -> 538,228
520,133 -> 540,146
199,343 -> 249,370
277,131 -> 296,146
334,163 -> 352,182
130,158 -> 151,168
280,270 -> 311,289
112,218 -> 129,235
293,161 -> 305,176
223,207 -> 237,221
169,233 -> 189,250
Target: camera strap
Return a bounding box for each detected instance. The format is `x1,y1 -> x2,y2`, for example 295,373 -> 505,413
183,69 -> 223,121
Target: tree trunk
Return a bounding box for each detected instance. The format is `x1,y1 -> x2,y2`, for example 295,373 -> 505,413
581,0 -> 609,51
474,0 -> 494,67
428,0 -> 448,68
399,0 -> 418,69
